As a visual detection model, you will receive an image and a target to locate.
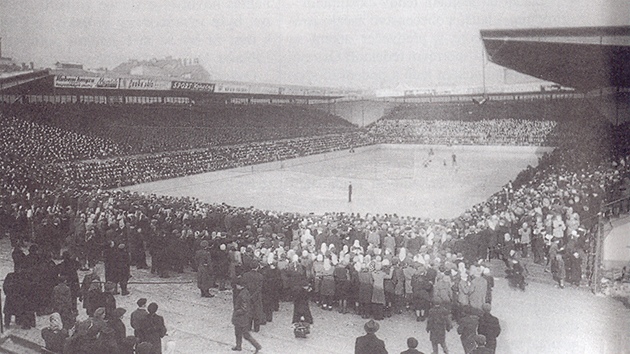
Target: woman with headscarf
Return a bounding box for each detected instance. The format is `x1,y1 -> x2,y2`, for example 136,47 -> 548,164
334,256 -> 351,314
312,254 -> 324,305
351,239 -> 364,255
319,258 -> 336,310
41,312 -> 69,353
371,261 -> 393,320
357,262 -> 374,319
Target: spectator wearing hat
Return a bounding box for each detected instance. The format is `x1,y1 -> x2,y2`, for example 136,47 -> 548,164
131,298 -> 149,337
426,303 -> 451,354
195,240 -> 215,298
240,263 -> 266,331
108,307 -> 127,348
400,337 -> 424,354
477,304 -> 500,354
138,302 -> 167,354
232,278 -> 262,353
355,319 -> 387,354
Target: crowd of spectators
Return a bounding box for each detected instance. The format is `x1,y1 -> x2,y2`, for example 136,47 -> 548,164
0,115 -> 127,163
56,132 -> 377,189
0,99 -> 629,353
368,118 -> 558,146
0,103 -> 359,154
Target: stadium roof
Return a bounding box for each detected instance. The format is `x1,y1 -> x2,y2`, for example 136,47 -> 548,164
480,26 -> 630,91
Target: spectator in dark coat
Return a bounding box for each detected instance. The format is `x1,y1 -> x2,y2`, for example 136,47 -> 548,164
81,270 -> 103,316
240,265 -> 266,331
426,303 -> 451,354
354,319 -> 388,354
213,243 -> 230,290
34,251 -> 57,315
292,282 -> 313,324
232,279 -> 262,353
56,251 -> 81,308
138,302 -> 167,354
3,271 -> 22,327
261,262 -> 282,322
52,276 -> 76,329
103,281 -> 117,320
105,243 -> 131,295
458,312 -> 480,354
195,240 -> 214,298
108,307 -> 127,349
477,304 -> 501,354
131,298 -> 149,337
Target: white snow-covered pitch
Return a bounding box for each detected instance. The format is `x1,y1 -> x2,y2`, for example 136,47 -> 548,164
122,144 -> 553,219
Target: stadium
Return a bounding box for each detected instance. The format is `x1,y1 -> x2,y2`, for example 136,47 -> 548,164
1,2 -> 630,354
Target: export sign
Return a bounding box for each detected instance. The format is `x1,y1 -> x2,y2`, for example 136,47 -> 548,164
171,81 -> 215,92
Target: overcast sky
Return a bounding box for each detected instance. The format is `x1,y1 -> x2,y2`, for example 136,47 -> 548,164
1,0 -> 628,89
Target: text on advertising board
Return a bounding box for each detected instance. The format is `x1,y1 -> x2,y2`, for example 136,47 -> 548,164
122,78 -> 172,91
171,81 -> 215,92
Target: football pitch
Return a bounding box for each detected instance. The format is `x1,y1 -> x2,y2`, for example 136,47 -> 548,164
122,144 -> 553,219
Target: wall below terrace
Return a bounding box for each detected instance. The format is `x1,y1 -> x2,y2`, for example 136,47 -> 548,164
312,100 -> 396,127
315,94 -> 629,127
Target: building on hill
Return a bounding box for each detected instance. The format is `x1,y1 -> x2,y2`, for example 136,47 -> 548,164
55,62 -> 84,70
112,56 -> 212,82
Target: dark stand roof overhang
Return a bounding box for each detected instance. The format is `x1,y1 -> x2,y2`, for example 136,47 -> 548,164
481,26 -> 630,91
